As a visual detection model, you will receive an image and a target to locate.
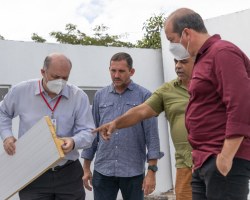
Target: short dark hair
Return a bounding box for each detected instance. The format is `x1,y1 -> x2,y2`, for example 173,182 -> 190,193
110,52 -> 133,69
170,8 -> 208,36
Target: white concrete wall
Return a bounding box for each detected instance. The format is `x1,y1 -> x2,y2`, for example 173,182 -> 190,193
161,8 -> 250,199
0,40 -> 165,91
205,9 -> 250,55
0,40 -> 173,199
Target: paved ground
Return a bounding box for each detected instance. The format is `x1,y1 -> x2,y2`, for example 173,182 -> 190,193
12,190 -> 177,200
144,190 -> 176,200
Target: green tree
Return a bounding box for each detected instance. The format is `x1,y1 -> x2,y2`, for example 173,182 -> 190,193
0,35 -> 4,40
30,13 -> 165,49
136,13 -> 165,49
49,24 -> 86,45
91,25 -> 134,47
49,23 -> 134,47
31,33 -> 46,43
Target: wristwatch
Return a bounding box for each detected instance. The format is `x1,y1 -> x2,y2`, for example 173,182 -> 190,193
148,165 -> 158,172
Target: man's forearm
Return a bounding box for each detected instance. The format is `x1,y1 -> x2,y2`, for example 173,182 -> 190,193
220,136 -> 244,160
148,159 -> 157,166
83,159 -> 92,170
216,136 -> 244,176
114,103 -> 157,129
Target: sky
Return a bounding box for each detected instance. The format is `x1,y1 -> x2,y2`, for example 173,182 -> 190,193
0,0 -> 250,43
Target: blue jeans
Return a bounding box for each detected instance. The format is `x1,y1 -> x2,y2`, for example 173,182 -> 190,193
192,156 -> 250,200
92,170 -> 144,200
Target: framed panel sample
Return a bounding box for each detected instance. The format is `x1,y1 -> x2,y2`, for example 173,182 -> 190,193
0,116 -> 65,200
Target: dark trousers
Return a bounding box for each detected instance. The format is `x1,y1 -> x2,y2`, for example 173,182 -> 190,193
192,156 -> 250,200
19,159 -> 85,200
92,170 -> 144,200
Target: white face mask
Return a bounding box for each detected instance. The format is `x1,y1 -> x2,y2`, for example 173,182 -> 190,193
169,32 -> 190,60
46,79 -> 67,94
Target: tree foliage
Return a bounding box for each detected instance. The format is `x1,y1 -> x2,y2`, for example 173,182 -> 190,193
0,35 -> 4,40
31,33 -> 46,43
48,23 -> 134,47
136,13 -> 165,49
30,13 -> 165,49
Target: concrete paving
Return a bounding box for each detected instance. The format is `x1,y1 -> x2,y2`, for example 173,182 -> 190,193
144,190 -> 176,200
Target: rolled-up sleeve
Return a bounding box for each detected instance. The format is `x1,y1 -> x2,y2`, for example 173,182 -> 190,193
215,48 -> 250,138
81,136 -> 98,160
143,116 -> 164,161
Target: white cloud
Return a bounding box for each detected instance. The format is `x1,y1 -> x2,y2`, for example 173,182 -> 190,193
76,0 -> 106,23
0,0 -> 249,43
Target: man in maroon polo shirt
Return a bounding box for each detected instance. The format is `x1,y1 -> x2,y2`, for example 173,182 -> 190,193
164,8 -> 250,200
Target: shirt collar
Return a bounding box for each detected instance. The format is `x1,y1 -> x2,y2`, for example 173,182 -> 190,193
173,78 -> 187,90
196,34 -> 221,63
35,79 -> 70,99
173,78 -> 182,87
108,80 -> 134,93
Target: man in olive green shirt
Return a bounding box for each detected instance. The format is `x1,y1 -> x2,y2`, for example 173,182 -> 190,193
146,59 -> 192,200
94,57 -> 194,200
146,77 -> 192,168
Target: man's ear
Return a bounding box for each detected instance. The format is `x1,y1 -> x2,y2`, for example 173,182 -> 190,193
41,69 -> 46,78
183,28 -> 191,40
130,68 -> 135,76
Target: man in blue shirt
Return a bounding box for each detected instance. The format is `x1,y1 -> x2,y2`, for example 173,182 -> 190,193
81,52 -> 163,200
0,53 -> 95,200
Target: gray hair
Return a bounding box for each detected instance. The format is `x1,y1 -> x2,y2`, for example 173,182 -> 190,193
43,53 -> 72,69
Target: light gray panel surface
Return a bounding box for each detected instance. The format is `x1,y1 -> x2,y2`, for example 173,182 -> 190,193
0,117 -> 64,200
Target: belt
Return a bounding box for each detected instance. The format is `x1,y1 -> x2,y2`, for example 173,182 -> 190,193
50,160 -> 75,172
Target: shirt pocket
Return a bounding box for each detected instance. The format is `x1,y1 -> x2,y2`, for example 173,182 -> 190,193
99,102 -> 114,123
125,101 -> 140,110
57,114 -> 75,137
